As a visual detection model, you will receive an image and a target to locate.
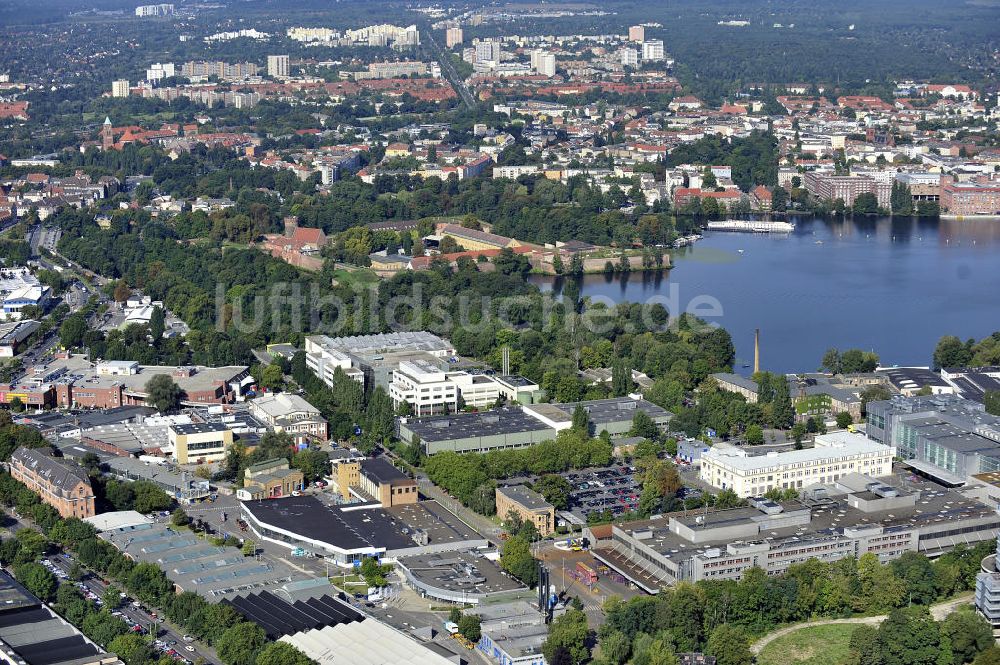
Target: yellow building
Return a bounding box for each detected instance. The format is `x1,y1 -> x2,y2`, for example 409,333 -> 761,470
438,223 -> 521,251
496,485 -> 555,536
168,423 -> 233,464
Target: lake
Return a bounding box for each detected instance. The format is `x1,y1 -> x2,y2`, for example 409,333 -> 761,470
530,216 -> 1000,374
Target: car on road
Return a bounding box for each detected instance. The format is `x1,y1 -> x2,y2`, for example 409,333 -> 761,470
184,646 -> 195,652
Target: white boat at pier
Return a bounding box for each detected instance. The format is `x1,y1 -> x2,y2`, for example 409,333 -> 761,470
706,220 -> 795,233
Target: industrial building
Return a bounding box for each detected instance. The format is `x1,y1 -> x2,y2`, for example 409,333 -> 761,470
399,396 -> 671,455
866,394 -> 1000,485
0,570 -> 121,665
592,473 -> 1000,593
397,551 -> 527,605
240,495 -> 486,568
699,432 -> 894,497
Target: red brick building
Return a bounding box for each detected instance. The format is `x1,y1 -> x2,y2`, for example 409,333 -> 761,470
940,182 -> 1000,216
8,447 -> 96,519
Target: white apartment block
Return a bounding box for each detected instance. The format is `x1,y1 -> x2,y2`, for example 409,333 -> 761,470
446,27 -> 464,48
135,3 -> 174,17
641,40 -> 665,61
111,80 -> 131,98
146,62 -> 175,82
287,27 -> 340,43
475,40 -> 502,64
267,55 -> 290,78
531,51 -> 556,77
620,48 -> 638,68
699,433 -> 895,498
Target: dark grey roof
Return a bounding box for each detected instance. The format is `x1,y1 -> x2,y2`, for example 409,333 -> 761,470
10,447 -> 92,495
222,591 -> 362,640
360,457 -> 411,485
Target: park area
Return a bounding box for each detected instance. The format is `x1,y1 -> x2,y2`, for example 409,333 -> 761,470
757,624 -> 857,665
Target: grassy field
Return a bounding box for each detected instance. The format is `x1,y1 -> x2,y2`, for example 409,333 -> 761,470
331,267 -> 379,286
757,624 -> 858,665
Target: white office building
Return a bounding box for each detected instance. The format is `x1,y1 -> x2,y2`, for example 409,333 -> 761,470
641,39 -> 665,61
303,336 -> 365,386
267,55 -> 290,78
699,432 -> 895,497
111,80 -> 131,98
390,360 -> 460,416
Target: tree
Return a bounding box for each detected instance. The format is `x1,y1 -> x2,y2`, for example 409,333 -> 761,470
705,624 -> 752,665
985,392 -> 1000,417
500,535 -> 538,587
534,475 -> 572,510
861,384 -> 892,415
216,622 -> 267,665
13,562 -> 56,601
261,363 -> 284,392
853,193 -> 879,215
242,539 -> 256,556
145,374 -> 182,413
571,406 -> 590,434
744,424 -> 764,445
941,609 -> 993,664
877,607 -> 942,665
933,336 -> 973,370
108,633 -> 157,665
458,614 -> 482,642
771,186 -> 788,212
254,642 -> 314,665
601,630 -> 632,665
171,508 -> 191,528
59,314 -> 88,349
113,282 -> 132,303
149,306 -> 166,340
103,583 -> 122,610
360,556 -> 392,587
821,348 -> 843,374
973,648 -> 1000,665
771,378 -> 794,429
543,608 -> 589,665
612,359 -> 633,397
630,411 -> 660,440
836,411 -> 854,429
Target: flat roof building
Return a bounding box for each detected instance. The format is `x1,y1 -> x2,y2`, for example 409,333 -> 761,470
169,422 -> 233,464
595,475 -> 1000,593
241,495 -> 486,567
866,394 -> 1000,485
396,551 -> 527,605
699,432 -> 894,497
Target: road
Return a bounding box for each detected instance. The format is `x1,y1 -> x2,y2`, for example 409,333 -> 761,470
420,25 -> 477,111
750,593 -> 975,654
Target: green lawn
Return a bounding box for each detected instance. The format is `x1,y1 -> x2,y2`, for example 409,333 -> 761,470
331,267 -> 379,286
758,624 -> 858,665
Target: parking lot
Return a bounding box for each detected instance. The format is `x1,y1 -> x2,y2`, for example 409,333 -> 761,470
565,465 -> 642,520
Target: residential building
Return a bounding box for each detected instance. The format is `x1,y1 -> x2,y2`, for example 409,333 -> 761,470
475,40 -> 502,65
620,48 -> 639,68
111,79 -> 130,98
8,446 -> 96,518
803,171 -> 892,208
530,51 -> 556,77
135,3 -> 173,17
267,55 -> 290,78
145,62 -> 175,83
168,422 -> 233,464
180,61 -> 260,81
249,393 -> 329,441
239,458 -> 304,500
496,485 -> 555,536
445,27 -> 464,48
699,432 -> 894,497
628,25 -> 645,42
641,40 -> 665,61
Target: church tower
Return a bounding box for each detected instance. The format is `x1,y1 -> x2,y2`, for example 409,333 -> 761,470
101,117 -> 113,150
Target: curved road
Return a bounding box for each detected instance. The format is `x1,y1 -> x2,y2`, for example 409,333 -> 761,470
750,593 -> 975,654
